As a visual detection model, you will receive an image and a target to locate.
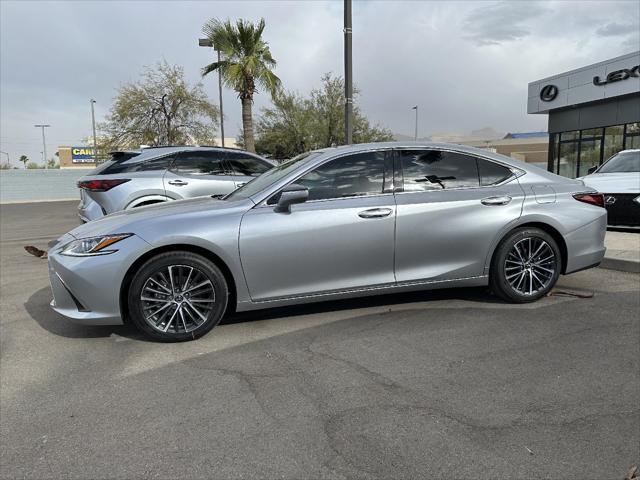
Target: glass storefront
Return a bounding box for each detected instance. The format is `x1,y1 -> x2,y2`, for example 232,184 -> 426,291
550,122 -> 640,178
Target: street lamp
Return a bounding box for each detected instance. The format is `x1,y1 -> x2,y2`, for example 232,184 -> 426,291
90,99 -> 98,163
34,124 -> 50,169
412,106 -> 418,141
199,38 -> 225,147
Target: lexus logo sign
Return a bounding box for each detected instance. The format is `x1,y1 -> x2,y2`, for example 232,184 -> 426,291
605,195 -> 617,205
540,84 -> 559,102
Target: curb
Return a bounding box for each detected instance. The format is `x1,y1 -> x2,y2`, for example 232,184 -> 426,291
600,257 -> 640,274
0,198 -> 77,205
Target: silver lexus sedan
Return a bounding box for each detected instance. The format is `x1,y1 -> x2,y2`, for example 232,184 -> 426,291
48,142 -> 607,341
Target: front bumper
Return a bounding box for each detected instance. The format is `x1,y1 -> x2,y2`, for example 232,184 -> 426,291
48,233 -> 150,325
602,193 -> 640,228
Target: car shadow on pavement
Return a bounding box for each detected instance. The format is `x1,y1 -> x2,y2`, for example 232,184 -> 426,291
25,284 -> 502,340
24,287 -> 144,340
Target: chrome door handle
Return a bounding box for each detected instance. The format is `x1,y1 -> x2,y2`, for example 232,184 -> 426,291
168,180 -> 188,186
481,195 -> 512,206
358,208 -> 393,218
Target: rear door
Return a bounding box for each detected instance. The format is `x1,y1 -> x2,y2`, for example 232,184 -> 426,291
393,148 -> 525,282
163,151 -> 236,199
225,151 -> 273,188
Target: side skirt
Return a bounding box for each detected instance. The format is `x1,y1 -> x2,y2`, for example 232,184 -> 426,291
235,275 -> 489,312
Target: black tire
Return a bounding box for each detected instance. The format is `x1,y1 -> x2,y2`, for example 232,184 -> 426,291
127,251 -> 228,342
490,227 -> 562,303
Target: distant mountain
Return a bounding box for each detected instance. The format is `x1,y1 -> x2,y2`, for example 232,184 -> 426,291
393,133 -> 432,142
470,127 -> 504,140
393,127 -> 505,144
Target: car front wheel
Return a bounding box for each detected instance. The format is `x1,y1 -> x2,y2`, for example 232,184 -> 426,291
127,251 -> 228,341
490,227 -> 561,303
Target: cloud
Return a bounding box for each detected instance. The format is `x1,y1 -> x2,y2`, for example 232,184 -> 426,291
596,22 -> 639,37
462,1 -> 548,46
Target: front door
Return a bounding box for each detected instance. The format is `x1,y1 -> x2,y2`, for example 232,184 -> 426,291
393,148 -> 526,282
163,151 -> 236,199
239,150 -> 397,301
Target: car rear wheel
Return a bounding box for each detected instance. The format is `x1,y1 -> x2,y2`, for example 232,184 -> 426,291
127,251 -> 228,341
490,227 -> 561,303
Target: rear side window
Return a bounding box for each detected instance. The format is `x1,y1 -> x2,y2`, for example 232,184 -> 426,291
226,153 -> 272,177
101,156 -> 170,174
173,152 -> 228,175
477,158 -> 513,186
399,150 -> 479,191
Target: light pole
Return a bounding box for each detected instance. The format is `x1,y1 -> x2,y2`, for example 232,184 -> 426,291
90,99 -> 98,163
199,38 -> 225,147
344,0 -> 353,145
0,150 -> 9,167
34,124 -> 50,169
412,105 -> 418,141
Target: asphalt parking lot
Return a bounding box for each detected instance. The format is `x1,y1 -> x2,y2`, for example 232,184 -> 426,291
1,201 -> 639,479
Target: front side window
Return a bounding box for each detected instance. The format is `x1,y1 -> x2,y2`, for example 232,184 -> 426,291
399,150 -> 480,191
226,153 -> 271,177
173,152 -> 228,176
296,151 -> 386,201
225,151 -> 321,201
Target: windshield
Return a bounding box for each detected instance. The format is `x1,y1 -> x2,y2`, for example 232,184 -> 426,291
597,151 -> 640,173
225,151 -> 322,200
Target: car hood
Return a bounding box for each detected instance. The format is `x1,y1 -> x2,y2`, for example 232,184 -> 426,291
579,172 -> 640,194
68,196 -> 252,239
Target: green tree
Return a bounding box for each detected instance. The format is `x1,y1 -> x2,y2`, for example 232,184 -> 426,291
202,18 -> 281,153
100,61 -> 219,149
255,74 -> 394,159
26,162 -> 43,169
19,155 -> 29,169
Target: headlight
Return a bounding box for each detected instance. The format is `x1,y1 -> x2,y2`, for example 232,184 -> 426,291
60,233 -> 133,257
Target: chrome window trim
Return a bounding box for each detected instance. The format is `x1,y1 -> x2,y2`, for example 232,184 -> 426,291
252,145 -> 524,208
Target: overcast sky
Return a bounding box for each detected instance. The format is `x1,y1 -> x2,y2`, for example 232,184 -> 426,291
1,0 -> 638,164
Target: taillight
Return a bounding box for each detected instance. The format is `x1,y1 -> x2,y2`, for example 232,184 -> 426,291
573,192 -> 605,208
77,179 -> 130,192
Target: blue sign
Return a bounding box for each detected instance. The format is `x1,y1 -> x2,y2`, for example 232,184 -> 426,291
71,146 -> 96,163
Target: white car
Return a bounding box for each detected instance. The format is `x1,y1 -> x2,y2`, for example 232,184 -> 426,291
580,149 -> 640,228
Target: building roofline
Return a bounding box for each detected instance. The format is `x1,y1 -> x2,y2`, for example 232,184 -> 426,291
529,50 -> 639,85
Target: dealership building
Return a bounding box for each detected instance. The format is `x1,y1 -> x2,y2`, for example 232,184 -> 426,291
528,51 -> 640,178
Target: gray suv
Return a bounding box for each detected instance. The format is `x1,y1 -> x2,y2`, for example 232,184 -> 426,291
77,146 -> 273,222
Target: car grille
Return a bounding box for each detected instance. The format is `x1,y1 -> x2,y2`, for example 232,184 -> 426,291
603,193 -> 640,227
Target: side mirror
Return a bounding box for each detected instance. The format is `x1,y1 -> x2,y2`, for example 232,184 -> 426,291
587,166 -> 598,175
273,184 -> 309,213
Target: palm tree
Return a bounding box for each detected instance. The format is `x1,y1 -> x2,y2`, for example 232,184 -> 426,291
202,18 -> 280,152
19,155 -> 28,169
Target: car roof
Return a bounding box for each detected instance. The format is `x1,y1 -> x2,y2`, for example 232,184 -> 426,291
117,145 -> 267,164
308,140 -> 526,167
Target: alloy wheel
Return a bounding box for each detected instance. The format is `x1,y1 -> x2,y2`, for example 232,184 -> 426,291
140,264 -> 216,334
504,237 -> 556,296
